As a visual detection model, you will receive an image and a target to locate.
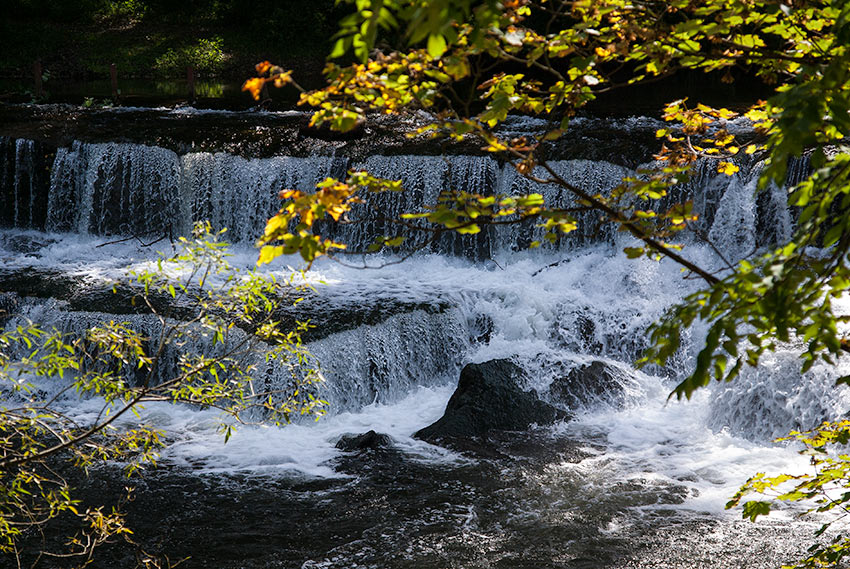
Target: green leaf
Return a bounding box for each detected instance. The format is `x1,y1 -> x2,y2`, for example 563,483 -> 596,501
427,33 -> 447,58
741,500 -> 772,522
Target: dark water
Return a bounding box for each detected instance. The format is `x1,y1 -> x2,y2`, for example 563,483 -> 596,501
25,429 -> 807,569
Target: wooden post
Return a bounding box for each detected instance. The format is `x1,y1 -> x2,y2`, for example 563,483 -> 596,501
187,65 -> 195,103
33,61 -> 44,99
110,63 -> 119,103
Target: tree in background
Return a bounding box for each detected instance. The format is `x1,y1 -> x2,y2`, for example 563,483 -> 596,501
0,223 -> 324,567
245,1 -> 850,566
0,0 -> 345,82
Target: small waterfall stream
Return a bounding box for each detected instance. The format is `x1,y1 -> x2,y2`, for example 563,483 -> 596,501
0,116 -> 839,567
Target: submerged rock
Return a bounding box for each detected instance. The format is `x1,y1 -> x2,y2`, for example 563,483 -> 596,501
0,292 -> 19,325
1,234 -> 57,256
335,430 -> 394,452
415,359 -> 569,443
0,268 -> 82,300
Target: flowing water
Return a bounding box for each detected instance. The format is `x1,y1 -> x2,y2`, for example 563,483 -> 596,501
0,111 -> 843,568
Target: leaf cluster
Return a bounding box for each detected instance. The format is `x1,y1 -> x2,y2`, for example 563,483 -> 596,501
243,4 -> 850,564
728,421 -> 850,568
0,221 -> 325,566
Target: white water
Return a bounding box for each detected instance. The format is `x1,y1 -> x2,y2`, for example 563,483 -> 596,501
17,137 -> 783,257
1,230 -> 830,518
0,128 -> 843,523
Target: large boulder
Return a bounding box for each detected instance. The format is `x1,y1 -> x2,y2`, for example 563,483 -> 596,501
415,359 -> 569,443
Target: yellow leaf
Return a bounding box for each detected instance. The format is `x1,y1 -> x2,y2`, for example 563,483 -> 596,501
241,78 -> 267,101
280,189 -> 302,200
264,214 -> 286,238
258,245 -> 284,266
718,162 -> 740,176
273,71 -> 293,88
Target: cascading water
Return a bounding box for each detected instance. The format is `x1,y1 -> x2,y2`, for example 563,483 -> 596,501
9,137 -> 790,257
0,136 -> 49,229
0,115 -> 841,567
181,152 -> 346,243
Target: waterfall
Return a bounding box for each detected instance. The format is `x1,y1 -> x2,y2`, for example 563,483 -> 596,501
307,307 -> 469,412
3,295 -> 469,417
181,152 -> 346,243
0,137 -> 797,260
0,118 -> 840,478
330,154 -> 499,259
490,159 -> 632,253
0,137 -> 49,230
40,141 -> 343,240
46,142 -> 184,236
706,336 -> 850,441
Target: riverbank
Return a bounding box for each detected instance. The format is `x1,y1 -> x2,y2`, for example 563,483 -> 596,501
0,2 -> 339,107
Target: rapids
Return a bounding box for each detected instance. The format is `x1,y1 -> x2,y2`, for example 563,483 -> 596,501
0,109 -> 843,568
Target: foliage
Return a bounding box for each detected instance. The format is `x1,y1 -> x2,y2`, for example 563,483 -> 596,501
728,421 -> 850,568
244,0 -> 850,394
154,37 -> 228,76
0,222 -> 324,567
0,0 -> 344,81
242,1 -> 850,566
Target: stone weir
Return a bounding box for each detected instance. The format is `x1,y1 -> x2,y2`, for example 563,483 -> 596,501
0,104 -> 804,262
0,103 -> 662,163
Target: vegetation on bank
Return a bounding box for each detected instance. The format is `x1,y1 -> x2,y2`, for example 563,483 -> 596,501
0,0 -> 346,80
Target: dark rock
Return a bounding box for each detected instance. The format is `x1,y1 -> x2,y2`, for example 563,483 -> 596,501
273,294 -> 450,343
335,430 -> 394,452
0,105 -> 664,167
299,117 -> 366,141
68,282 -> 155,315
0,292 -> 19,325
546,360 -> 627,410
0,267 -> 449,343
2,234 -> 57,255
0,268 -> 80,299
415,359 -> 569,443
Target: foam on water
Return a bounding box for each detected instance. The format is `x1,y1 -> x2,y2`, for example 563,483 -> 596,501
37,383 -> 462,478
557,388 -> 809,520
0,128 -> 839,522
2,230 -> 833,497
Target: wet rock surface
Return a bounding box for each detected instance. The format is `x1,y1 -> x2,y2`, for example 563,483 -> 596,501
546,360 -> 628,410
0,268 -> 82,301
0,104 -> 661,167
335,430 -> 394,452
0,234 -> 58,255
415,360 -> 570,444
0,267 -> 450,343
